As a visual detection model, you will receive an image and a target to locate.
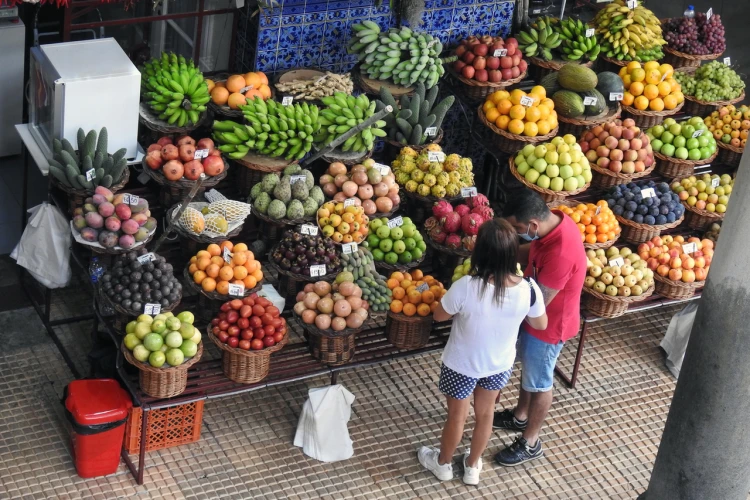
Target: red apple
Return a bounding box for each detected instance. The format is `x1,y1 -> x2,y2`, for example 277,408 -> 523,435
203,155 -> 225,176
501,68 -> 514,80
455,45 -> 467,57
488,70 -> 502,82
474,69 -> 488,82
486,56 -> 500,70
462,51 -> 475,64
518,59 -> 528,73
511,53 -> 521,66
510,66 -> 520,78
500,56 -> 513,69
238,340 -> 251,350
461,65 -> 475,79
473,43 -> 489,56
453,60 -> 466,72
251,339 -> 264,350
473,56 -> 486,70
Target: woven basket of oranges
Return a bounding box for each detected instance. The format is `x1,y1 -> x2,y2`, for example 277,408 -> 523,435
185,241 -> 264,299
385,270 -> 445,349
618,61 -> 685,129
551,200 -> 621,250
207,72 -> 273,117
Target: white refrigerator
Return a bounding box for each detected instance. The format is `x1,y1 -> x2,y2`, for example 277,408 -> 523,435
0,16 -> 24,157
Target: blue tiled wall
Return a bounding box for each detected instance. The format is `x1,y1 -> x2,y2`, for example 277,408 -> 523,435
236,0 -> 514,74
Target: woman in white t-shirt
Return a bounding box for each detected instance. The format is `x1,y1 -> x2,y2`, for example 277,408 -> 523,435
417,218 -> 547,486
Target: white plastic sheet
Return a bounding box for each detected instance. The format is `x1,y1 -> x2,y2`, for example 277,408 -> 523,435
660,302 -> 699,378
11,203 -> 71,289
294,385 -> 355,462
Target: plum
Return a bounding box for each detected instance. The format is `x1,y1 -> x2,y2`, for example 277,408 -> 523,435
118,234 -> 135,249
98,230 -> 118,248
115,203 -> 132,220
121,219 -> 139,235
85,212 -> 104,229
105,216 -> 121,232
80,227 -> 99,242
98,202 -> 115,218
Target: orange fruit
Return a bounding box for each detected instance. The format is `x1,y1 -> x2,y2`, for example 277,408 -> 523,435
233,266 -> 248,280
201,277 -> 217,292
205,79 -> 215,93
585,233 -> 597,244
539,98 -> 555,109
256,71 -> 269,85
634,95 -> 650,111
495,115 -> 511,130
649,97 -> 665,111
645,69 -> 661,85
216,281 -> 230,295
525,106 -> 541,123
430,301 -> 439,312
663,94 -> 678,110
421,290 -> 435,304
629,81 -> 644,97
211,256 -> 225,267
207,244 -> 221,256
210,87 -> 229,106
622,92 -> 635,106
407,289 -> 422,304
496,99 -> 513,115
244,88 -> 263,101
219,266 -> 235,282
243,72 -> 263,89
417,303 -> 431,317
227,92 -> 248,110
626,61 -> 642,72
188,263 -> 198,275
193,270 -> 207,285
400,279 -> 413,289
657,81 -> 672,97
252,269 -> 263,282
482,100 -> 496,113
390,271 -> 405,282
243,275 -> 257,289
206,263 -> 221,278
197,256 -> 211,270
630,68 -> 646,83
509,104 -> 526,120
485,108 -> 500,123
411,269 -> 424,280
524,122 -> 539,137
387,278 -> 400,289
392,286 -> 406,300
402,303 -> 417,316
233,243 -> 248,252
536,119 -> 551,136
508,119 -> 525,135
390,300 -> 404,313
621,74 -> 632,88
220,241 -> 233,251
510,89 -> 526,106
226,74 -> 247,93
643,84 -> 659,101
196,250 -> 211,259
490,90 -> 510,104
658,64 -> 674,79
232,252 -> 248,266
619,66 -> 629,78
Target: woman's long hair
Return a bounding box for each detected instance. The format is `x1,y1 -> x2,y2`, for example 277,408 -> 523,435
470,218 -> 519,306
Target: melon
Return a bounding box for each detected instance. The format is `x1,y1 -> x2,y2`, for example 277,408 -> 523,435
552,90 -> 585,118
557,64 -> 598,92
595,72 -> 625,108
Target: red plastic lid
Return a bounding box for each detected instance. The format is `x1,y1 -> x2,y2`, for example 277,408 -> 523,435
65,379 -> 132,425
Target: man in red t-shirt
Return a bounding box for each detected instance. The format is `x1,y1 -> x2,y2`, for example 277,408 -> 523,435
493,189 -> 587,467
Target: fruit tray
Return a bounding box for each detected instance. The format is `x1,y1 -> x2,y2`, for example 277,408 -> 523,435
264,253 -> 339,284
447,65 -> 526,102
139,156 -> 229,189
621,100 -> 685,129
716,140 -> 743,168
662,44 -> 723,69
383,128 -> 444,154
385,310 -> 433,350
70,220 -> 156,254
654,148 -> 718,179
313,145 -> 373,167
581,283 -> 655,319
614,213 -> 685,245
425,235 -> 472,258
139,101 -> 211,135
169,202 -> 248,241
508,156 -> 590,203
477,105 -> 558,154
293,314 -> 364,366
653,272 -> 703,300
124,400 -> 204,454
122,342 -> 203,399
183,266 -> 262,301
682,90 -> 746,118
253,208 -> 315,228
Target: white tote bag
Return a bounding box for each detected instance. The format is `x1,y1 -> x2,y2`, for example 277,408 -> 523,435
294,385 -> 355,462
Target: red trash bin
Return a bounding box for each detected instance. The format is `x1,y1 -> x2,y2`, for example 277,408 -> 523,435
64,379 -> 132,478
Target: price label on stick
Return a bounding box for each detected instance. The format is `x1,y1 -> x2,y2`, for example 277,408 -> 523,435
461,187 -> 478,198
282,96 -> 294,106
583,96 -> 598,106
532,9 -> 540,14
223,247 -> 233,264
373,163 -> 391,175
585,28 -> 595,38
310,264 -> 326,277
137,253 -> 155,264
122,194 -> 140,205
493,48 -> 507,57
86,169 -> 96,182
609,92 -> 624,102
641,187 -> 656,199
300,224 -> 318,236
343,197 -> 356,208
724,57 -> 731,66
204,189 -> 227,203
609,257 -> 625,267
416,283 -> 429,293
144,303 -> 161,315
711,177 -> 720,188
228,283 -> 245,296
595,205 -> 601,216
520,95 -> 534,107
290,174 -> 306,185
626,0 -> 637,8
682,242 -> 698,254
428,151 -> 445,162
194,149 -> 209,160
342,242 -> 358,254
707,7 -> 713,20
239,86 -> 252,94
692,129 -> 704,138
425,127 -> 438,137
387,216 -> 403,228
660,72 -> 668,82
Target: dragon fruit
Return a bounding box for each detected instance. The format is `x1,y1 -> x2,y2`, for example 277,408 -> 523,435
424,216 -> 439,231
429,225 -> 448,244
471,205 -> 494,222
462,235 -> 476,252
441,211 -> 461,233
432,200 -> 453,219
446,233 -> 462,249
454,203 -> 470,217
461,213 -> 483,236
467,193 -> 490,208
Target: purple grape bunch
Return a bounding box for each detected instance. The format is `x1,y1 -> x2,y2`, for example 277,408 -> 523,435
664,13 -> 725,55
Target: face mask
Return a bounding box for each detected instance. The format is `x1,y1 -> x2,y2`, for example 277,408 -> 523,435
519,223 -> 539,242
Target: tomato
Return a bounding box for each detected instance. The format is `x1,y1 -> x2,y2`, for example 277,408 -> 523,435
227,325 -> 240,337
266,305 -> 280,317
251,339 -> 263,350
240,305 -> 253,318
230,299 -> 243,310
252,304 -> 265,316
218,312 -> 227,321
238,340 -> 251,350
220,302 -> 232,312
249,292 -> 259,300
263,335 -> 276,347
218,320 -> 230,331
263,324 -> 275,336
242,297 -> 255,306
273,332 -> 284,343
240,329 -> 253,341
271,317 -> 283,329
253,327 -> 265,339
275,325 -> 286,334
211,318 -> 220,326
237,317 -> 250,329
279,317 -> 287,327
249,316 -> 262,328
227,336 -> 239,348
226,311 -> 239,324
211,326 -> 221,335
257,297 -> 271,307
217,332 -> 229,343
261,313 -> 274,326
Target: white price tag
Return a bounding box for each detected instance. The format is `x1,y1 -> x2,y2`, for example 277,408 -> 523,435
228,283 -> 245,296
144,303 -> 161,315
300,224 -> 318,235
239,86 -> 252,93
609,257 -> 625,267
531,8 -> 540,14
493,49 -> 507,57
706,7 -> 712,20
137,253 -> 156,264
711,177 -> 720,188
373,163 -> 391,175
461,187 -> 478,198
610,92 -> 624,102
692,130 -> 704,138
641,187 -> 656,198
223,247 -> 233,264
86,169 -> 96,182
310,264 -> 326,277
595,205 -> 601,215
342,242 -> 358,254
194,149 -> 210,160
416,283 -> 429,292
138,172 -> 150,184
583,96 -> 598,106
425,126 -> 438,137
428,151 -> 445,162
682,242 -> 698,254
282,96 -> 294,106
204,189 -> 227,203
626,0 -> 637,8
585,28 -> 595,38
660,71 -> 669,82
520,95 -> 534,107
122,194 -> 140,205
387,216 -> 403,228
343,197 -> 356,208
290,174 -> 306,184
724,57 -> 731,66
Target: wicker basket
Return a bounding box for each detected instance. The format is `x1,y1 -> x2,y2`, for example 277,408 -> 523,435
208,330 -> 286,384
597,56 -> 628,73
425,235 -> 472,258
662,44 -> 722,70
547,200 -> 620,250
101,287 -> 182,319
581,284 -> 655,319
353,65 -> 414,98
589,158 -> 657,189
448,65 -> 526,102
385,310 -> 433,349
253,208 -> 314,229
122,342 -> 203,399
169,202 -> 245,245
139,102 -> 211,135
478,106 -> 558,154
557,104 -> 621,139
183,266 -> 262,301
528,57 -> 594,82
615,213 -> 685,245
50,167 -> 131,217
682,91 -> 745,117
233,151 -> 297,195
295,316 -> 362,366
374,252 -> 425,274
654,148 -> 718,179
141,156 -> 229,189
124,401 -> 204,453
653,273 -> 702,300
716,141 -> 744,168
314,145 -> 372,166
682,203 -> 725,231
264,257 -> 338,304
621,100 -> 685,129
508,156 -> 590,202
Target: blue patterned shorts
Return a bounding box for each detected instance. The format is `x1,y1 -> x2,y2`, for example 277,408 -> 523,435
438,364 -> 513,400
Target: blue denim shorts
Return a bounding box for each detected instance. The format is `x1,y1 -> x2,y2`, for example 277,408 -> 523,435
518,329 -> 564,392
438,364 -> 512,400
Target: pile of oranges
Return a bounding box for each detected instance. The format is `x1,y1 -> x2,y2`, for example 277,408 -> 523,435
386,270 -> 446,317
188,241 -> 264,294
207,72 -> 272,110
619,61 -> 684,112
556,201 -> 621,245
481,87 -> 558,137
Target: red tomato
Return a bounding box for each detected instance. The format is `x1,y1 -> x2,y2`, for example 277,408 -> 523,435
242,296 -> 255,306
227,325 -> 240,337
263,335 -> 276,347
218,320 -> 230,331
279,317 -> 287,327
237,317 -> 250,329
261,313 -> 274,326
271,317 -> 283,329
238,340 -> 251,350
240,329 -> 253,341
273,332 -> 284,343
256,297 -> 271,307
266,305 -> 280,317
249,316 -> 262,329
253,327 -> 265,339
240,305 -> 253,318
218,312 -> 227,321
275,325 -> 286,334
230,299 -> 243,310
220,302 -> 232,312
250,292 -> 259,299
217,332 -> 229,343
211,318 -> 220,326
252,304 -> 265,316
211,326 -> 221,335
227,336 -> 239,348
263,324 -> 275,336
251,338 -> 263,350
226,311 -> 239,324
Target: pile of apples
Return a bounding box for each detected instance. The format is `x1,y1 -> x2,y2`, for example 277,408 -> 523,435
638,235 -> 713,283
452,35 -> 526,83
145,135 -> 225,181
210,295 -> 287,351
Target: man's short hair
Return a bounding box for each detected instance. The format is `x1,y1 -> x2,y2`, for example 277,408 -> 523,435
502,189 -> 551,223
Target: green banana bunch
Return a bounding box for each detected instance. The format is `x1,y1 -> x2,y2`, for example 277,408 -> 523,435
212,98 -> 321,161
593,0 -> 666,62
141,52 -> 209,126
348,22 -> 445,88
314,92 -> 387,153
557,17 -> 601,62
517,16 -> 562,60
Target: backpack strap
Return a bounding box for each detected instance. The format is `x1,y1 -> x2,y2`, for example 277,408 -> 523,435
523,277 -> 537,307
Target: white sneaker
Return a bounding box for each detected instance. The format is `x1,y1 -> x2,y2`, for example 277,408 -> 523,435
417,446 -> 453,481
463,449 -> 482,486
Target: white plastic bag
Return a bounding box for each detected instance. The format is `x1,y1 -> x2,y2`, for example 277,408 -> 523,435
11,203 -> 71,289
294,384 -> 355,462
660,302 -> 699,378
259,283 -> 285,313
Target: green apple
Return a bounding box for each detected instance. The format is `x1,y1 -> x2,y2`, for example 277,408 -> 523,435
536,174 -> 551,189
522,144 -> 536,157
544,151 -> 559,165
661,131 -> 674,144
516,161 -> 530,176
165,331 -> 183,348
550,177 -> 564,192
379,239 -> 393,252
675,147 -> 689,160
404,237 -> 416,251
681,124 -> 695,139
376,225 -> 390,239
673,135 -> 686,148
532,158 -> 548,173
369,218 -> 383,231
398,250 -> 413,264
564,177 -> 579,191
525,169 -> 540,183
546,164 -> 559,178
401,224 -> 415,238
533,145 -> 547,158
652,139 -> 663,152
571,163 -> 583,176
661,144 -> 676,157
663,117 -> 676,127
384,252 -> 398,264
651,125 -> 665,138
559,165 -> 574,179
